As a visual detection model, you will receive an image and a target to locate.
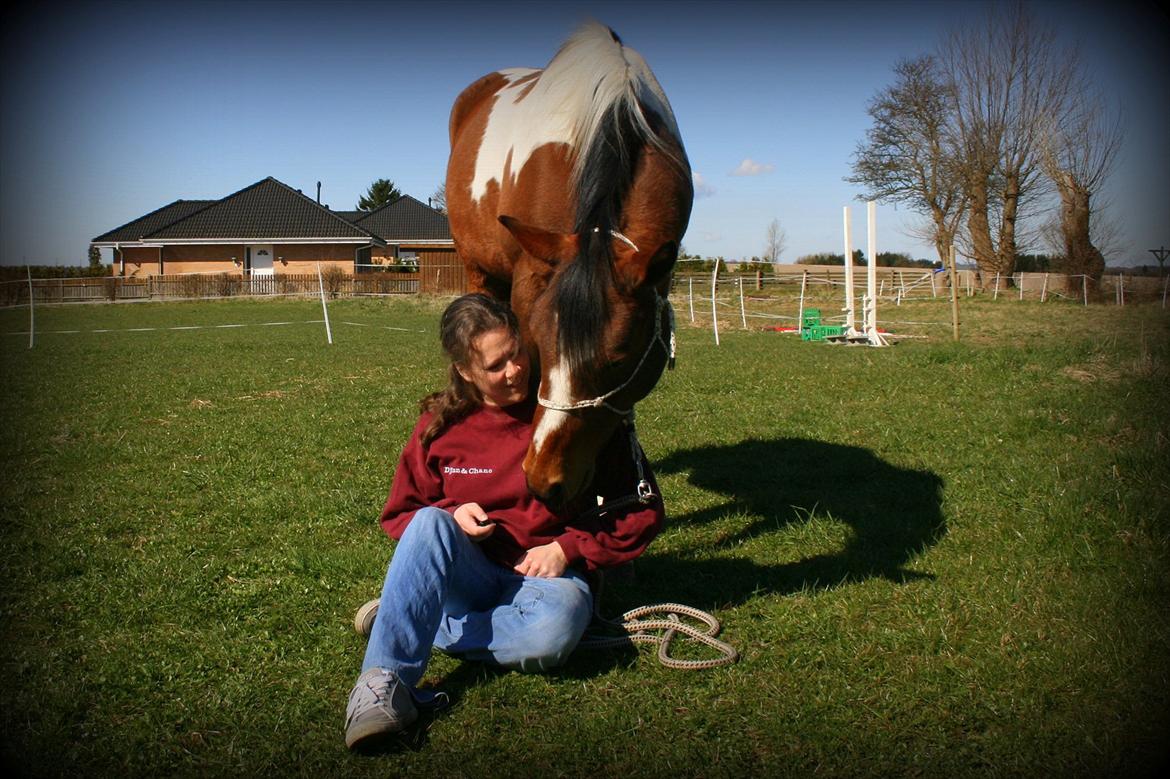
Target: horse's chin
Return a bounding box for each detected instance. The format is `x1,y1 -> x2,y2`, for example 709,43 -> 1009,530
523,450 -> 593,509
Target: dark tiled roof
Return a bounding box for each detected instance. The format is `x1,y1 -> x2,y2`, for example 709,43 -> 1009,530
146,177 -> 379,241
91,199 -> 216,243
352,195 -> 452,241
333,210 -> 364,222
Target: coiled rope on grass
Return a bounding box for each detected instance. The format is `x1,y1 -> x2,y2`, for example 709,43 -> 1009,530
578,601 -> 739,670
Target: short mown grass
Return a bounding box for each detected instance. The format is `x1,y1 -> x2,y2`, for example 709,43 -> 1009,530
1,294 -> 1167,777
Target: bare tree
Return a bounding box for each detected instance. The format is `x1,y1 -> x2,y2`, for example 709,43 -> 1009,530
848,55 -> 966,267
763,218 -> 788,265
430,181 -> 447,214
940,2 -> 1077,286
1039,83 -> 1123,291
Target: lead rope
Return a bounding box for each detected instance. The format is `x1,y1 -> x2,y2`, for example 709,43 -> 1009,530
576,423 -> 739,670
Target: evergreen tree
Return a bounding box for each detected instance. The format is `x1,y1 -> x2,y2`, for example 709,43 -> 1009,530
357,179 -> 402,211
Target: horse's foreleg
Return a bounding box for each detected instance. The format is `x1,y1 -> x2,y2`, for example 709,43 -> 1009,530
464,264 -> 512,302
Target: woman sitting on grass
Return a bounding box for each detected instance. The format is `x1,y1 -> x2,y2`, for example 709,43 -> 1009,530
345,293 -> 664,752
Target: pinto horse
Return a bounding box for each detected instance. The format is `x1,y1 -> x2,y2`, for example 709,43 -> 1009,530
446,22 -> 692,505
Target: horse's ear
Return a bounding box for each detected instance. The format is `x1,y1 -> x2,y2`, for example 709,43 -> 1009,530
613,239 -> 677,293
498,216 -> 577,266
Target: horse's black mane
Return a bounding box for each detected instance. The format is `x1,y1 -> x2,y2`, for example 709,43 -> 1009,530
553,101 -> 645,383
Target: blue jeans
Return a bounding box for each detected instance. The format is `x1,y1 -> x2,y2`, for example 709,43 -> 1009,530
361,507 -> 594,687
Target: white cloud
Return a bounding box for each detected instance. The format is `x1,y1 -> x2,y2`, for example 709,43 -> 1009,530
730,158 -> 775,177
692,171 -> 716,198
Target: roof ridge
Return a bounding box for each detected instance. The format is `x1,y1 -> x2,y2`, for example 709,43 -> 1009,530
352,193 -> 407,223
265,177 -> 380,240
136,178 -> 277,240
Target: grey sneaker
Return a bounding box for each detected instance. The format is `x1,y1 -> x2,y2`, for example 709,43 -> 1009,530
353,598 -> 379,636
345,667 -> 418,751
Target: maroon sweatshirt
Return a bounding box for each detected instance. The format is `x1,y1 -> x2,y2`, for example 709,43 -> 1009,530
379,399 -> 663,571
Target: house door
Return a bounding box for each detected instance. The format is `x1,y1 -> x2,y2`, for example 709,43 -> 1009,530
248,245 -> 274,276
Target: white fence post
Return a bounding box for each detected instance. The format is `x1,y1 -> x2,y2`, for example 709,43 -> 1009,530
27,266 -> 34,349
710,259 -> 720,346
317,263 -> 333,345
738,276 -> 747,328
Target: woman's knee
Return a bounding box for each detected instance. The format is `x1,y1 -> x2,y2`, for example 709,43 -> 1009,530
512,580 -> 593,672
399,506 -> 460,548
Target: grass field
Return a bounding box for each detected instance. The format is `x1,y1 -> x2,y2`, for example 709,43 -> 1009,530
1,294 -> 1168,777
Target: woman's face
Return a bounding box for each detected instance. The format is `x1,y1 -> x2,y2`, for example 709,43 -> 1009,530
457,327 -> 530,407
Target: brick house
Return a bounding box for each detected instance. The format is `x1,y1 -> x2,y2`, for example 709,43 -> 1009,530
91,177 -> 460,287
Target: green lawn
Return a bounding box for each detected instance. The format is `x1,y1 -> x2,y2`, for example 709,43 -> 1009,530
1,295 -> 1167,777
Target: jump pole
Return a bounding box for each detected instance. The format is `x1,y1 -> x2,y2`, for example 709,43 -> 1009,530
842,206 -> 858,335
316,262 -> 333,345
865,201 -> 887,346
797,270 -> 808,337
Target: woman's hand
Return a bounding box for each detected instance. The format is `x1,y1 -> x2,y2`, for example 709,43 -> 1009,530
452,502 -> 496,541
512,541 -> 568,578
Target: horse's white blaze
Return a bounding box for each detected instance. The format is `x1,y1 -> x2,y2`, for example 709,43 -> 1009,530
532,360 -> 573,455
470,22 -> 683,203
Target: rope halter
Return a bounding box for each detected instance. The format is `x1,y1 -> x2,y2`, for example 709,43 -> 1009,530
536,290 -> 676,419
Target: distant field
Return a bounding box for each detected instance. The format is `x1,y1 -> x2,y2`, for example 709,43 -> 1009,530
1,295 -> 1167,776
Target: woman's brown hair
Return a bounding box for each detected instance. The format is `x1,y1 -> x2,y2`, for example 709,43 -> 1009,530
419,293 -> 522,447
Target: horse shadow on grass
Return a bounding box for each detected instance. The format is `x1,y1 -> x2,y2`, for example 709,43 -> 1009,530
607,436 -> 948,613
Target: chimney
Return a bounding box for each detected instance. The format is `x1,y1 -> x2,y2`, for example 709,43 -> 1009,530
316,181 -> 321,204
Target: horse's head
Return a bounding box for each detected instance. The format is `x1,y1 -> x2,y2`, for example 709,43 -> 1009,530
499,215 -> 678,505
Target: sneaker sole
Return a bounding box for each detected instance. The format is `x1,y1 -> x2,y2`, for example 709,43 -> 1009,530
345,708 -> 419,752
353,598 -> 379,636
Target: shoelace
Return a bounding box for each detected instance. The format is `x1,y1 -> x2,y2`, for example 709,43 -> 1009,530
346,672 -> 396,723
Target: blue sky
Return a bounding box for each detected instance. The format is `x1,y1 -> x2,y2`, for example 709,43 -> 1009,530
2,0 -> 1166,268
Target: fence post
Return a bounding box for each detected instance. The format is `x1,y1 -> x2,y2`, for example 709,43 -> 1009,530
316,263 -> 333,345
27,266 -> 34,349
1082,275 -> 1088,307
738,276 -> 747,328
948,245 -> 960,342
688,277 -> 695,323
1041,273 -> 1048,303
710,259 -> 720,346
